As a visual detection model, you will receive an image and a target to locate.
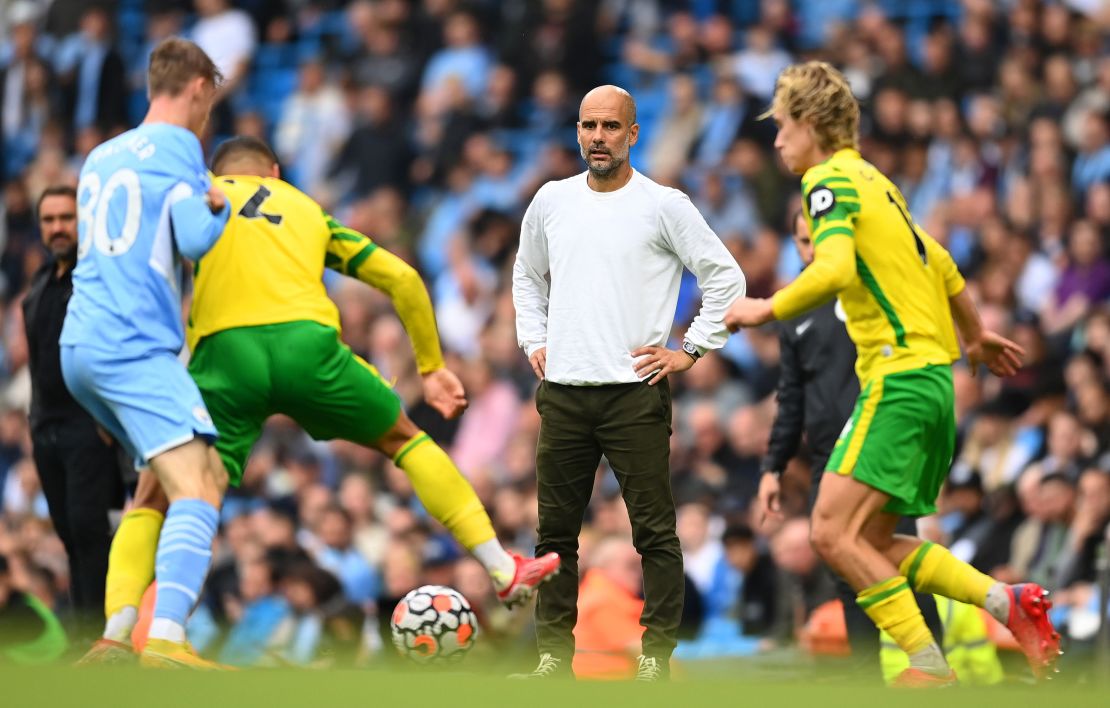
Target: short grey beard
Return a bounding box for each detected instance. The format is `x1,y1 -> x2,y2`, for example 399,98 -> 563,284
582,149 -> 626,179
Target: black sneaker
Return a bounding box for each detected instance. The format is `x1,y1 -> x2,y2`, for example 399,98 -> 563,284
634,655 -> 665,681
508,652 -> 572,679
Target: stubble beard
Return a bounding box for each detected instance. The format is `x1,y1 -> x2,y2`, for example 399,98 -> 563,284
582,148 -> 627,179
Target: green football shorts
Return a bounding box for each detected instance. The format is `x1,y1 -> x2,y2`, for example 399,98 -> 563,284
188,320 -> 402,486
825,364 -> 955,517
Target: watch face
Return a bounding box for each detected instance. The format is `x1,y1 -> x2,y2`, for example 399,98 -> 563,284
683,341 -> 697,356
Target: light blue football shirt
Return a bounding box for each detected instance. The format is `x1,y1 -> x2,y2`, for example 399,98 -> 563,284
61,122 -> 229,357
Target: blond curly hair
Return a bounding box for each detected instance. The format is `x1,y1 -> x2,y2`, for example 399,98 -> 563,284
764,61 -> 860,152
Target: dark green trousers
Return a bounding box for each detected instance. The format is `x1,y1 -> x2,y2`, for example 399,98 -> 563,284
533,379 -> 683,662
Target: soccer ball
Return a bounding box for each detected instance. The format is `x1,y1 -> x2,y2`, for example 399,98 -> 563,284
390,585 -> 478,664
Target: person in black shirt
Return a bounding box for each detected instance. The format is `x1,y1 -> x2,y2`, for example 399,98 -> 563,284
22,185 -> 124,637
757,211 -> 941,678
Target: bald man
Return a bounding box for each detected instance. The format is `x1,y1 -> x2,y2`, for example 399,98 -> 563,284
512,85 -> 745,680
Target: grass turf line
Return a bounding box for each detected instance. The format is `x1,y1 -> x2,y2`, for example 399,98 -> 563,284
3,666 -> 1107,708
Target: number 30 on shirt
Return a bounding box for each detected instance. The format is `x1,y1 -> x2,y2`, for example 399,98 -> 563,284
78,168 -> 144,258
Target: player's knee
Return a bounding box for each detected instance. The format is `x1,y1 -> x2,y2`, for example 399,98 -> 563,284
209,461 -> 228,496
133,471 -> 168,512
374,415 -> 421,458
809,517 -> 845,560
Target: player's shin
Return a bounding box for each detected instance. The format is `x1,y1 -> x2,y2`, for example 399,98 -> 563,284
148,499 -> 218,643
857,576 -> 949,676
103,508 -> 164,642
392,432 -> 515,586
898,541 -> 1004,618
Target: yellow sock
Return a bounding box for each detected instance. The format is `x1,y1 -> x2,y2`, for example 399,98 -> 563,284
393,433 -> 496,551
105,508 -> 163,618
899,541 -> 995,607
857,576 -> 936,655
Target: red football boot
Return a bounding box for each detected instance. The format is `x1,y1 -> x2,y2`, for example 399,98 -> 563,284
1003,583 -> 1062,679
496,552 -> 560,608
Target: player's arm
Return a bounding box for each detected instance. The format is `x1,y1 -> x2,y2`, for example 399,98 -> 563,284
726,179 -> 858,330
324,214 -> 444,375
925,234 -> 1025,376
949,287 -> 1025,377
771,179 -> 860,320
170,188 -> 231,261
924,233 -> 967,301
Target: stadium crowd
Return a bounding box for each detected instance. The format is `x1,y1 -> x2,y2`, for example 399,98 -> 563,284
2,0 -> 1110,674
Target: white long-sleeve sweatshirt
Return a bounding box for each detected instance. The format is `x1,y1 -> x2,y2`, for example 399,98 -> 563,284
512,170 -> 745,386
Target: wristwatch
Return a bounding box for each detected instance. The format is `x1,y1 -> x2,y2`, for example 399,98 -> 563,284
681,339 -> 702,362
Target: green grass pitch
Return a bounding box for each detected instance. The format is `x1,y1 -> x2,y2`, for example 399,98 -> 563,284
3,664 -> 1108,708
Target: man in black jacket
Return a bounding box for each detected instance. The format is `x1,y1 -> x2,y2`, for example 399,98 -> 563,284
758,211 -> 941,677
22,185 -> 124,637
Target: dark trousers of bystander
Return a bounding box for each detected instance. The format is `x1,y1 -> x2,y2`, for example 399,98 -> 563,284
31,418 -> 124,636
533,379 -> 683,672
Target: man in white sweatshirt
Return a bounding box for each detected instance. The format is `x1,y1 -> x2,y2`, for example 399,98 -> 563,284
512,85 -> 745,681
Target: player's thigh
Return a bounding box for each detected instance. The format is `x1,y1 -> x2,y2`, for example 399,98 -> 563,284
60,345 -> 140,464
812,471 -> 892,543
132,469 -> 169,514
103,350 -> 218,465
908,366 -> 957,517
272,322 -> 402,445
190,328 -> 273,488
826,374 -> 929,515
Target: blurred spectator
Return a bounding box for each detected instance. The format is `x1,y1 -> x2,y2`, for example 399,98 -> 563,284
645,74 -> 702,180
677,502 -> 734,620
1,9 -> 51,179
191,0 -> 256,101
0,553 -> 67,664
218,555 -> 290,667
329,85 -> 410,203
276,558 -> 364,666
770,517 -> 835,643
53,4 -> 127,136
305,505 -> 378,607
274,58 -> 350,197
571,537 -> 644,679
732,26 -> 791,102
1041,219 -> 1110,336
419,10 -> 490,104
722,524 -> 779,639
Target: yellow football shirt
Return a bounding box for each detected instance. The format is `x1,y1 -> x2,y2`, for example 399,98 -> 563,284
187,176 -> 444,373
772,149 -> 964,384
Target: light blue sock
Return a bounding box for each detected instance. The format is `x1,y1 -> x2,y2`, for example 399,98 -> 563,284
151,498 -> 218,639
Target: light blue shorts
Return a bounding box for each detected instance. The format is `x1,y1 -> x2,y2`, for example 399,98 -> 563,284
61,345 -> 217,467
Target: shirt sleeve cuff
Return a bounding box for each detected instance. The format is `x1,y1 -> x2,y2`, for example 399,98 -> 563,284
524,342 -> 546,357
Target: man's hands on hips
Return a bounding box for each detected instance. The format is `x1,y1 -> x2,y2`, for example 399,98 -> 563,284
725,297 -> 775,332
631,346 -> 694,385
422,368 -> 468,419
529,347 -> 547,380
